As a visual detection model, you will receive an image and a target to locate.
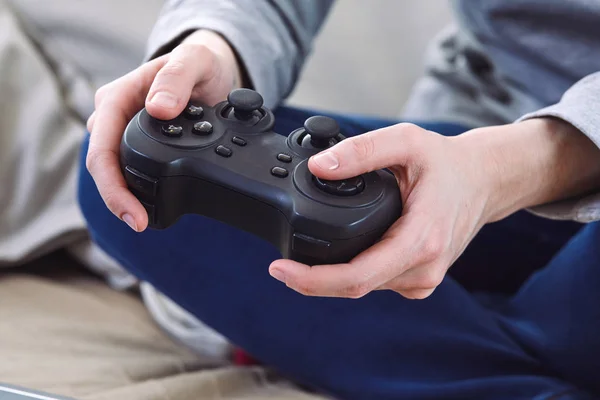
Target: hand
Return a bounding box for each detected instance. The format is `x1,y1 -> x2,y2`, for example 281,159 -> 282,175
86,30 -> 244,232
268,118 -> 600,299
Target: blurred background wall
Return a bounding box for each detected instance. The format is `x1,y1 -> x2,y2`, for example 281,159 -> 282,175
287,0 -> 453,118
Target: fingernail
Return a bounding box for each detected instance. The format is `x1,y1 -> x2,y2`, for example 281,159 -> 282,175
122,213 -> 138,232
270,268 -> 286,283
150,92 -> 178,109
312,152 -> 339,170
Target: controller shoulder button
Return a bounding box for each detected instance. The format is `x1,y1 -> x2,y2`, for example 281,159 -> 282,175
141,201 -> 156,225
292,233 -> 331,259
124,166 -> 158,196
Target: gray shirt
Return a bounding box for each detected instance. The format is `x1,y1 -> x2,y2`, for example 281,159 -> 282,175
146,0 -> 600,222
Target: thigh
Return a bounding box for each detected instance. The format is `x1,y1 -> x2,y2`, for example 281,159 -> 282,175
499,221 -> 600,397
78,116 -> 587,399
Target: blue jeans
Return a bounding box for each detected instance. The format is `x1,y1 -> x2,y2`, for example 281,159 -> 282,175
78,106 -> 599,400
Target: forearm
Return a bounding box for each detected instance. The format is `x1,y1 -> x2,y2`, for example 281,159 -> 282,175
456,118 -> 600,223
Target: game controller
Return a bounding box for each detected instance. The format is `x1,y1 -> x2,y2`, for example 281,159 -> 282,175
120,89 -> 402,265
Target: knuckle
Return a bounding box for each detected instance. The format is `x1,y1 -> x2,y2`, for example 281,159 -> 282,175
85,150 -> 99,173
159,59 -> 187,79
294,282 -> 318,297
350,135 -> 376,162
402,288 -> 435,300
288,274 -> 320,297
418,236 -> 446,264
342,281 -> 371,299
396,122 -> 421,135
419,269 -> 444,290
102,189 -> 121,214
178,43 -> 212,60
94,85 -> 109,106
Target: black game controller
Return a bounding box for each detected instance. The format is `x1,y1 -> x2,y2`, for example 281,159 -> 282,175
120,89 -> 402,265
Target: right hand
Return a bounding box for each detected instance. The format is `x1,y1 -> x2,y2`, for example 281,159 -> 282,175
86,30 -> 243,232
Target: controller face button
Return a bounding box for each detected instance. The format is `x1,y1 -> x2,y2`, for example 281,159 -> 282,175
162,124 -> 183,137
185,105 -> 204,119
192,121 -> 213,135
292,233 -> 331,259
276,153 -> 292,163
271,166 -> 289,178
231,136 -> 247,146
314,175 -> 365,196
124,166 -> 158,196
215,145 -> 233,158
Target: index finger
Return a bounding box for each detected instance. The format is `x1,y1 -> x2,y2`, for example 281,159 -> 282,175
86,56 -> 168,231
268,213 -> 426,298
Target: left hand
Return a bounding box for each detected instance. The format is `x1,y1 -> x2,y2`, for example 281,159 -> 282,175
268,118 -> 600,299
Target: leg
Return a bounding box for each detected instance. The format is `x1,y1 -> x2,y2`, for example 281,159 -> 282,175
78,106 -> 588,399
497,221 -> 600,396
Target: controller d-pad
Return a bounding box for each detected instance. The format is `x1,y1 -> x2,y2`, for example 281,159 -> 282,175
314,176 -> 365,196
162,124 -> 183,137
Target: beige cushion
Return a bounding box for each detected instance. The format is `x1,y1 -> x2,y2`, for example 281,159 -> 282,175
0,253 -> 327,400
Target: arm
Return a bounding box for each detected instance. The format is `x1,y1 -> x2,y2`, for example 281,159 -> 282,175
145,0 -> 335,107
268,73 -> 600,300
514,72 -> 600,222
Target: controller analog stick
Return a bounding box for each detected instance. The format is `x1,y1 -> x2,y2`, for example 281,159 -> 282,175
314,175 -> 365,196
227,89 -> 264,121
302,116 -> 340,149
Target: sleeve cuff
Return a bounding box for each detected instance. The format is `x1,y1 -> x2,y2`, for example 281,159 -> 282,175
517,72 -> 600,222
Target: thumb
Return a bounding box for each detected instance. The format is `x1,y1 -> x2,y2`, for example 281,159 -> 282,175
308,123 -> 417,180
145,44 -> 215,120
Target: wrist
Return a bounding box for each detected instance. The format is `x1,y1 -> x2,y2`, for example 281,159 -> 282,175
453,118 -> 600,222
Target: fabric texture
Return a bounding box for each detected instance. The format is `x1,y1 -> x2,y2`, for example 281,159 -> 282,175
145,0 -> 335,109
146,0 -> 600,222
0,254 -> 327,400
78,108 -> 598,400
2,2 -> 600,398
0,0 -> 163,266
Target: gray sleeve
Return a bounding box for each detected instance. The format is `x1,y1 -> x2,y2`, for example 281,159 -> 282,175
518,71 -> 600,222
145,0 -> 335,108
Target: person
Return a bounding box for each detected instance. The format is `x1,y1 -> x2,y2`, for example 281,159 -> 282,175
79,0 -> 600,399
0,1 -> 262,398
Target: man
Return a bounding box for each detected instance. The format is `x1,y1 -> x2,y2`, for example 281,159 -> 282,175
75,0 -> 600,399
